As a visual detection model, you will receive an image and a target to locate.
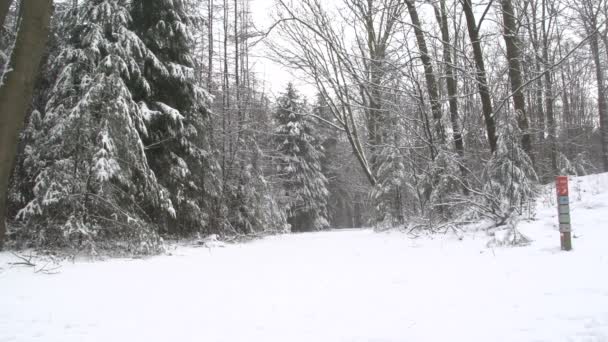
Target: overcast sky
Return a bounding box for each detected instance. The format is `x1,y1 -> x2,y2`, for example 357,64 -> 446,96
249,0 -> 318,99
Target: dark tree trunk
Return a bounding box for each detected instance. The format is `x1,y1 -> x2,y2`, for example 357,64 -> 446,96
0,0 -> 52,249
501,0 -> 532,157
438,0 -> 463,157
432,0 -> 467,189
461,0 -> 497,153
590,32 -> 608,171
405,0 -> 445,149
542,0 -> 557,174
208,0 -> 213,91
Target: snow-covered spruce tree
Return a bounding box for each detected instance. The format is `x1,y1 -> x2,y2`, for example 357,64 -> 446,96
371,143 -> 407,228
8,1 -> 74,218
14,0 -> 171,254
274,83 -> 329,232
131,0 -> 218,236
423,146 -> 464,221
482,111 -> 537,232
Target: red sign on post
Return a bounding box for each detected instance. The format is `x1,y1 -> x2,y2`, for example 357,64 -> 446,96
556,176 -> 569,196
555,176 -> 572,251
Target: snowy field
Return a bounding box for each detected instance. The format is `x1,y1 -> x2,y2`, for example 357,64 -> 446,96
1,174 -> 608,342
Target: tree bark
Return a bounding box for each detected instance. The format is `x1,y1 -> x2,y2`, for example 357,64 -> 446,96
461,0 -> 497,153
0,0 -> 52,249
0,0 -> 14,29
501,0 -> 532,157
590,32 -> 608,171
430,0 -> 469,195
207,0 -> 213,91
405,0 -> 445,149
542,0 -> 557,174
432,0 -> 466,167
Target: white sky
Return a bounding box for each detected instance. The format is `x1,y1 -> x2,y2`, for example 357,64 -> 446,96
249,0 -> 318,99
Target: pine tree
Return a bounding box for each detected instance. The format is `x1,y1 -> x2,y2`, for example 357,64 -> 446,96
372,143 -> 406,226
483,112 -> 538,227
14,0 -> 170,254
131,0 -> 218,236
274,84 -> 329,232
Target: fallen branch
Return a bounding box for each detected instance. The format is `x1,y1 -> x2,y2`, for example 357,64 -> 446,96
9,252 -> 35,267
8,252 -> 62,274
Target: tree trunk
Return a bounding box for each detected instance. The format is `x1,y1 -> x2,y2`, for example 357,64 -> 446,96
542,0 -> 557,174
432,0 -> 469,194
0,0 -> 52,249
501,0 -> 532,157
589,32 -> 608,171
461,0 -> 497,153
207,0 -> 213,91
405,0 -> 445,149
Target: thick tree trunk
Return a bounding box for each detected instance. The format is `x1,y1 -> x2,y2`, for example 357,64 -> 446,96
0,0 -> 52,249
501,0 -> 532,157
461,0 -> 497,153
405,0 -> 445,149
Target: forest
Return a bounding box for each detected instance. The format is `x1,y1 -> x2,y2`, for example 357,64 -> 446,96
0,0 -> 607,254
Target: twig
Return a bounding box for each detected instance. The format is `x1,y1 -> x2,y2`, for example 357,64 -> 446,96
8,252 -> 62,274
9,252 -> 35,267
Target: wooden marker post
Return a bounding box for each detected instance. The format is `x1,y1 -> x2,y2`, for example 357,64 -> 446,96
556,176 -> 572,251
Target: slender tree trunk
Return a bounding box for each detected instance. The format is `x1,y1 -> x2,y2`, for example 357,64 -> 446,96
222,0 -> 229,181
501,0 -> 532,157
0,0 -> 52,249
208,0 -> 213,91
234,0 -> 242,139
439,0 -> 463,155
528,0 -> 545,147
405,0 -> 445,149
589,32 -> 608,171
432,0 -> 469,194
461,0 -> 497,152
432,1 -> 465,155
542,0 -> 557,174
558,41 -> 571,157
544,65 -> 556,173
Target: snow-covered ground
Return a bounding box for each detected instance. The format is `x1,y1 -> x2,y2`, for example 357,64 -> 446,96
2,174 -> 608,342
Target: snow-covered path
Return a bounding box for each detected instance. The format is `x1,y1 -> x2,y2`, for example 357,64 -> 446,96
2,175 -> 608,342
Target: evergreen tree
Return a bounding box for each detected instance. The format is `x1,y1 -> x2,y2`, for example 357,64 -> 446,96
14,0 -> 169,254
274,84 -> 329,232
131,0 -> 218,236
372,143 -> 407,226
483,112 -> 538,226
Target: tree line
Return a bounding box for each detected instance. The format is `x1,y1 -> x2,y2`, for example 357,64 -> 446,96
268,0 -> 608,233
0,0 -> 333,254
0,0 -> 607,253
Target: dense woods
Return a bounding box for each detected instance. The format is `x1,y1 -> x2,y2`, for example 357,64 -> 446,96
0,0 -> 607,253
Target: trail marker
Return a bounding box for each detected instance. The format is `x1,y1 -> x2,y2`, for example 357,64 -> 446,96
556,176 -> 572,251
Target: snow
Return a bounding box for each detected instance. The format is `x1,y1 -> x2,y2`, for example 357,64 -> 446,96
2,174 -> 608,342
